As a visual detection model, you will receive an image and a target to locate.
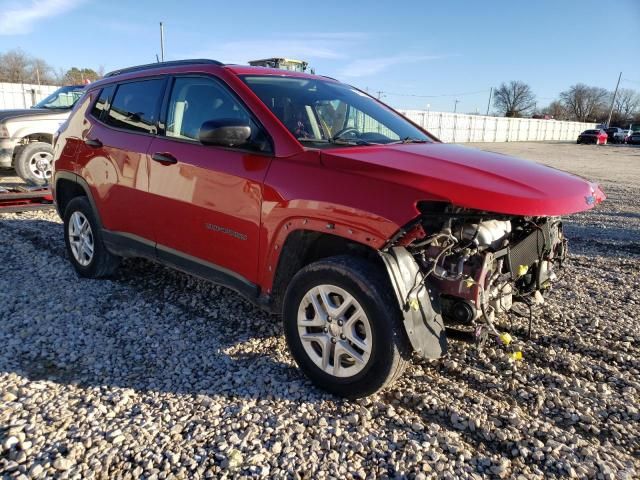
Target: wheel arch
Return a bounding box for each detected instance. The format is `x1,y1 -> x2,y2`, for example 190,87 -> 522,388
53,172 -> 102,227
11,131 -> 55,162
19,132 -> 54,144
266,226 -> 387,313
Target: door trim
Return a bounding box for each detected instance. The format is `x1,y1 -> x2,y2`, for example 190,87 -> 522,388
101,229 -> 260,302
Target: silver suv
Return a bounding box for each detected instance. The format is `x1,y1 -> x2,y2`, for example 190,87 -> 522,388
0,85 -> 84,185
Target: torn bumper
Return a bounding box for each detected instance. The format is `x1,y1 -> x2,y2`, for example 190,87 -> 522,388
380,247 -> 447,359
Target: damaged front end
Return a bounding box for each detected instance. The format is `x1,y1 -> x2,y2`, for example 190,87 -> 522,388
381,201 -> 568,359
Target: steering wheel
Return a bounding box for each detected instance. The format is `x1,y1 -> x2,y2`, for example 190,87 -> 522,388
332,127 -> 360,140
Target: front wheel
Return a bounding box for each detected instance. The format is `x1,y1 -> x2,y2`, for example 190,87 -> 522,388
283,256 -> 411,398
14,142 -> 54,186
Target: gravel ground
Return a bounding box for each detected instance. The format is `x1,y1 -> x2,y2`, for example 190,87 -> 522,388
1,142 -> 639,479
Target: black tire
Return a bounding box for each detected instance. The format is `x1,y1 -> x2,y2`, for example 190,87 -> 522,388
283,255 -> 411,398
14,142 -> 54,186
63,196 -> 120,278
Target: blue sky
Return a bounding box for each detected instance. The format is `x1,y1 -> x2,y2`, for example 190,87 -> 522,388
1,0 -> 639,112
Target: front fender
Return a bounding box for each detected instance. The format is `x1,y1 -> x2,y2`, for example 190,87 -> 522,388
10,122 -> 61,143
258,205 -> 397,292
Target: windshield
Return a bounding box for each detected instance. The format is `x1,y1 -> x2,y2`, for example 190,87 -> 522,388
241,75 -> 433,147
33,86 -> 85,109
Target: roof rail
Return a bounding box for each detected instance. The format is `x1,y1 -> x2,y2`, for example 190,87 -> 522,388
104,59 -> 223,78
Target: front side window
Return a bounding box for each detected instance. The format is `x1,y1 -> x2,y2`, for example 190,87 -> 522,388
105,79 -> 164,134
241,76 -> 433,147
165,77 -> 250,140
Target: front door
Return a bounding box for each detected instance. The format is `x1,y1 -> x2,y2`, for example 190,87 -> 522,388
147,75 -> 272,285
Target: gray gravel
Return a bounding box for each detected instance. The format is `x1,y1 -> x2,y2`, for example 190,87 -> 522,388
1,142 -> 639,479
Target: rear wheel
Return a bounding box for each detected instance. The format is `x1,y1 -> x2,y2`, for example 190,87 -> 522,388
283,256 -> 411,398
63,196 -> 120,278
14,142 -> 54,186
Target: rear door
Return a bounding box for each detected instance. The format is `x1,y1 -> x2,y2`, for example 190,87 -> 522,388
146,75 -> 272,284
77,78 -> 166,243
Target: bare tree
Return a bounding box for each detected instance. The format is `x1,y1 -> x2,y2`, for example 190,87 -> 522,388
0,49 -> 32,83
0,48 -> 57,85
541,100 -> 568,120
613,88 -> 640,120
559,84 -> 609,122
29,58 -> 56,85
493,81 -> 536,117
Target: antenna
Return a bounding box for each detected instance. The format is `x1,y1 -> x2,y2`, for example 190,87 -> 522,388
159,22 -> 165,62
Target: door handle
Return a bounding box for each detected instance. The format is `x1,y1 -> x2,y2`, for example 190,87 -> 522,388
151,152 -> 178,165
84,138 -> 102,148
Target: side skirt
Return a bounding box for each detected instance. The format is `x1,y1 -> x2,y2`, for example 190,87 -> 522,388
102,230 -> 265,308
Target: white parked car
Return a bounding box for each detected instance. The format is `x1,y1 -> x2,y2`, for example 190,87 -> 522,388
0,85 -> 84,185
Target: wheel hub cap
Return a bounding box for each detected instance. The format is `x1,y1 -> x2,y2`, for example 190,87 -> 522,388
297,284 -> 372,378
28,151 -> 53,179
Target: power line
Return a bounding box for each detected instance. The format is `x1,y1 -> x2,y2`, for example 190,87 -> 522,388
378,88 -> 490,99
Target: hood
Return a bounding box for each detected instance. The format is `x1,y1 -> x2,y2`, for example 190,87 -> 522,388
320,143 -> 605,216
0,108 -> 69,123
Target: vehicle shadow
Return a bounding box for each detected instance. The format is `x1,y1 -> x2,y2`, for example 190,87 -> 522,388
0,218 -> 330,403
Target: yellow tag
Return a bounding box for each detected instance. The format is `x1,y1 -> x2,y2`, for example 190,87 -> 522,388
511,351 -> 523,361
517,265 -> 529,276
499,333 -> 513,345
409,298 -> 420,311
464,278 -> 475,289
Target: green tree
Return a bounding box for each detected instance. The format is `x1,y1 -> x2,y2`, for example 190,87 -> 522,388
63,67 -> 100,85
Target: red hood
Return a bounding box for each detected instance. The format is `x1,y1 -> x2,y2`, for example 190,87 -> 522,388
320,143 -> 605,216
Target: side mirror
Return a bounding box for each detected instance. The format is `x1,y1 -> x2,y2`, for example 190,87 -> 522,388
198,119 -> 251,147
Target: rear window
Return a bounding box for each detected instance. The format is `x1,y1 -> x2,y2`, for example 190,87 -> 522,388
105,79 -> 165,134
584,130 -> 599,134
90,85 -> 115,120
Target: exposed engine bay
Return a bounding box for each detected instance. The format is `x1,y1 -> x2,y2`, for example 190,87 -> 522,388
381,202 -> 567,358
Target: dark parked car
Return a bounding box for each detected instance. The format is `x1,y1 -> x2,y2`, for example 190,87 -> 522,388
577,129 -> 608,145
628,131 -> 640,145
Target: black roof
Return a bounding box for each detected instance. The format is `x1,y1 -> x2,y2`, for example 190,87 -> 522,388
104,59 -> 223,78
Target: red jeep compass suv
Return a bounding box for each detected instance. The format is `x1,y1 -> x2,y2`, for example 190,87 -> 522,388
52,59 -> 604,398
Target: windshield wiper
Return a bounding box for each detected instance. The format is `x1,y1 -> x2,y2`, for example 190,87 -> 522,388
386,137 -> 430,145
297,137 -> 376,146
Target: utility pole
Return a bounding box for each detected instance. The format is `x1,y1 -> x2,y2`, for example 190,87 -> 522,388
376,90 -> 384,100
160,22 -> 165,62
454,99 -> 460,113
606,71 -> 622,128
486,87 -> 492,116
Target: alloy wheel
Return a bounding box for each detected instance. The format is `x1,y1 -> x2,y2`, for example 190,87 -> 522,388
68,211 -> 94,266
297,284 -> 372,378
